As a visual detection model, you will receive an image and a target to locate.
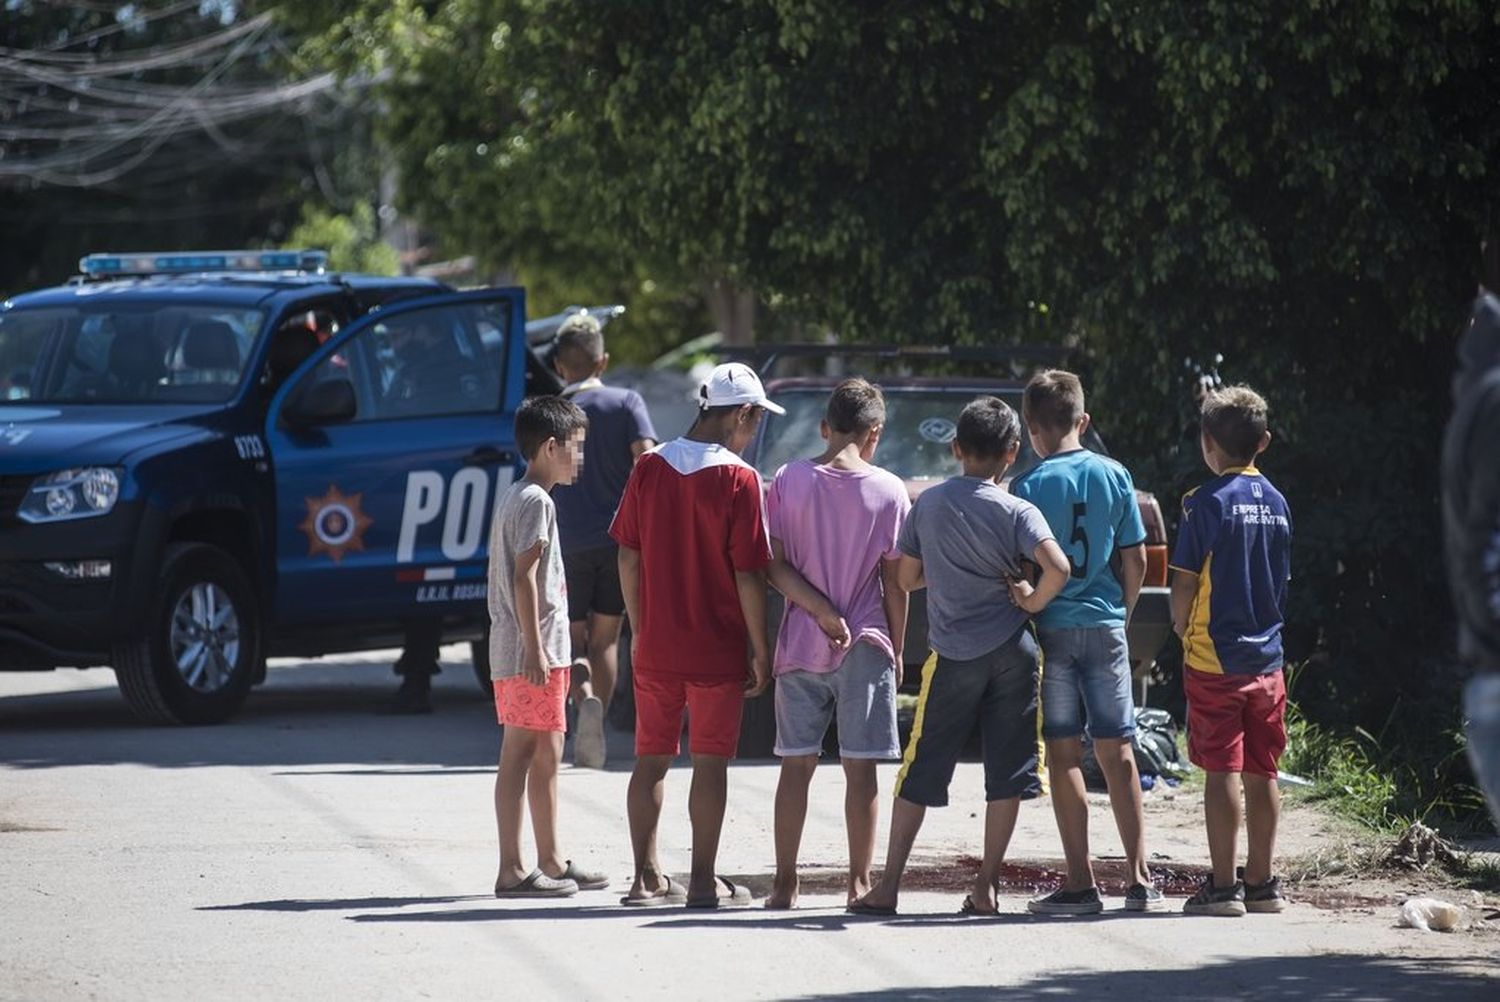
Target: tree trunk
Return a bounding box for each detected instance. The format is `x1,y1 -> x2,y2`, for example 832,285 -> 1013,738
704,276 -> 757,346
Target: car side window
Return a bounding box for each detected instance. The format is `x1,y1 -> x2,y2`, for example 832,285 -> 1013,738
371,302 -> 505,420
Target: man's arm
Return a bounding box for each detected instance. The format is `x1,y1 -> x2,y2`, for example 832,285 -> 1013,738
896,554 -> 926,592
768,538 -> 850,647
1170,567 -> 1198,637
1009,539 -> 1071,614
630,438 -> 657,462
1117,543 -> 1147,621
735,569 -> 772,696
880,557 -> 910,686
511,541 -> 548,685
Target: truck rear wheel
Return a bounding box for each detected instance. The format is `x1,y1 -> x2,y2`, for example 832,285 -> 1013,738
112,543 -> 260,725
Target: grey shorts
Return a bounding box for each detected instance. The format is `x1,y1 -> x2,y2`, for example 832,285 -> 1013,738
773,641 -> 901,759
894,627 -> 1041,807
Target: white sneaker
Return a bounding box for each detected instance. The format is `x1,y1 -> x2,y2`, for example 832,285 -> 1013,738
573,695 -> 607,769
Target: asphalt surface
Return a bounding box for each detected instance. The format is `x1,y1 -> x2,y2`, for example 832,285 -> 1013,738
2,649 -> 1496,1001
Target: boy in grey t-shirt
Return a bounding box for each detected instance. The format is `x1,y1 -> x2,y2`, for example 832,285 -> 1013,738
489,397 -> 607,899
850,397 -> 1071,917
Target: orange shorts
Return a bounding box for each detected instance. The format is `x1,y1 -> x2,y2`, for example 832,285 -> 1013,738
494,668 -> 570,732
634,672 -> 745,759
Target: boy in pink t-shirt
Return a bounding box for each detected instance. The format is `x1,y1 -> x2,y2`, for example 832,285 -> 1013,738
764,379 -> 911,909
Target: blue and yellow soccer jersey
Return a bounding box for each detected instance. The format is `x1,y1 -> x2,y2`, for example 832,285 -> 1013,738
1010,449 -> 1147,628
1169,466 -> 1292,675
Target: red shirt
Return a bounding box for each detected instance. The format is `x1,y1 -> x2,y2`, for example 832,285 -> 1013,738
610,439 -> 771,681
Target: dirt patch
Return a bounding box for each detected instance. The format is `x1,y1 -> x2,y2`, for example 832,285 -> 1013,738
793,855 -> 1390,911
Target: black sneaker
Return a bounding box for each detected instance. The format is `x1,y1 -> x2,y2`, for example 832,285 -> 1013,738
1182,876 -> 1246,916
1238,867 -> 1287,913
1124,882 -> 1166,912
384,675 -> 432,715
1027,886 -> 1103,915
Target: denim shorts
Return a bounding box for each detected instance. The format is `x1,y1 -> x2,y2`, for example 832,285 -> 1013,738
774,641 -> 900,759
1037,625 -> 1135,741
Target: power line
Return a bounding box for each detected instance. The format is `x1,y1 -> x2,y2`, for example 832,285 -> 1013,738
0,7 -> 367,189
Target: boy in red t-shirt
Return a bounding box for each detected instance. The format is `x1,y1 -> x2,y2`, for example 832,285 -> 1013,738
610,362 -> 782,908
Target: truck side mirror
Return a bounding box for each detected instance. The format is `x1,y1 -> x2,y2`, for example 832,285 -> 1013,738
283,378 -> 356,426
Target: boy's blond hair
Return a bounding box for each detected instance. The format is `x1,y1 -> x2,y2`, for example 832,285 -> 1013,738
1201,385 -> 1269,464
1023,369 -> 1085,435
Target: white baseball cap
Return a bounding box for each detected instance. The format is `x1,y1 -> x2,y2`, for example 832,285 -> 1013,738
698,362 -> 786,414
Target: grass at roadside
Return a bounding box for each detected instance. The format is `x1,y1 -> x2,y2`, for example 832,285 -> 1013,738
1279,694 -> 1500,893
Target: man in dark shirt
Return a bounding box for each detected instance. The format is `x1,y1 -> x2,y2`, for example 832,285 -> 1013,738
550,314 -> 657,767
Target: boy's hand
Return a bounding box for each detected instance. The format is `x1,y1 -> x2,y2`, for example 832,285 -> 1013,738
892,653 -> 905,689
816,610 -> 851,650
521,647 -> 548,687
745,651 -> 771,697
1006,575 -> 1038,613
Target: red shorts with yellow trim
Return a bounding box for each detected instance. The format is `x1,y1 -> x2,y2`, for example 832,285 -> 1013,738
494,668 -> 570,733
634,672 -> 744,759
1184,666 -> 1286,777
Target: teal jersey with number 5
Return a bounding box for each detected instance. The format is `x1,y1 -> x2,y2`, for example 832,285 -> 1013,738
1010,449 -> 1147,628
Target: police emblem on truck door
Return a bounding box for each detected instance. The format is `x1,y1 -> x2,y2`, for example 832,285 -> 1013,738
298,485 -> 373,563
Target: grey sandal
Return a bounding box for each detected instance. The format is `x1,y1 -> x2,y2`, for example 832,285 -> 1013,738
494,868 -> 579,898
560,859 -> 610,891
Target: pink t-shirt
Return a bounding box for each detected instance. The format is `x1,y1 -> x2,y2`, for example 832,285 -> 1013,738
766,459 -> 911,675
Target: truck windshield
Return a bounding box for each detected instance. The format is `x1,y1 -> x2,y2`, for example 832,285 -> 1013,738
0,304 -> 265,404
753,387 -> 1108,484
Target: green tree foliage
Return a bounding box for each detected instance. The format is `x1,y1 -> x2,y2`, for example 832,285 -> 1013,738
296,0 -> 1500,784
284,203 -> 398,275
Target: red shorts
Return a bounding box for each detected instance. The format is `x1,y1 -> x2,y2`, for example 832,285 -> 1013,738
494,668 -> 570,733
634,672 -> 745,759
1184,667 -> 1287,777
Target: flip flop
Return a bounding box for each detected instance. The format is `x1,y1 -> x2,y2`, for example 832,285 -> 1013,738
560,860 -> 610,891
846,898 -> 898,916
494,869 -> 578,898
960,894 -> 998,916
685,876 -> 753,910
620,876 -> 688,907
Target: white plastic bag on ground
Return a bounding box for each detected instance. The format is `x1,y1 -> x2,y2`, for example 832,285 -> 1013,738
1399,897 -> 1466,932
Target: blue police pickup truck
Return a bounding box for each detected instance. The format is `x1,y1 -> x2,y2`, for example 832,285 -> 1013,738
0,251 -> 533,724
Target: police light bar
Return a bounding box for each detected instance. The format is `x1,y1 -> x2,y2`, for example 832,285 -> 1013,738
79,250 -> 328,278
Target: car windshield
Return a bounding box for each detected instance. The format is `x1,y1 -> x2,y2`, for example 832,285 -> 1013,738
0,303 -> 265,404
752,386 -> 1107,483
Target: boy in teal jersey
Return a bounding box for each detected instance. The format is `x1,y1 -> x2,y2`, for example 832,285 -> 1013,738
1009,370 -> 1159,914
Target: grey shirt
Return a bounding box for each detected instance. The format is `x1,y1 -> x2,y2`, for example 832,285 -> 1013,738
487,481 -> 571,680
897,476 -> 1055,661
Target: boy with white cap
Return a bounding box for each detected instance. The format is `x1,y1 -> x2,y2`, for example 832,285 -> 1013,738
611,362 -> 784,908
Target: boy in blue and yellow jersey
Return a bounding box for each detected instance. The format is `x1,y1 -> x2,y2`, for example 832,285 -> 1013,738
1010,371 -> 1160,915
1170,386 -> 1292,917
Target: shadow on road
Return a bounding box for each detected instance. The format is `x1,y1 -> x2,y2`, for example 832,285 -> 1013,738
779,955 -> 1497,1001
0,653 -> 786,772
199,894 -> 491,913
0,657 -> 503,771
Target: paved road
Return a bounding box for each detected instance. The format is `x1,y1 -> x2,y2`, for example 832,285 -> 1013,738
2,651 -> 1496,1001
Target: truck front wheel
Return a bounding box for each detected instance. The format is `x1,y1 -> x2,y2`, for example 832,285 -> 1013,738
112,543 -> 261,725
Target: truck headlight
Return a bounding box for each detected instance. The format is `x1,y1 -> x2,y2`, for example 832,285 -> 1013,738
19,468 -> 122,523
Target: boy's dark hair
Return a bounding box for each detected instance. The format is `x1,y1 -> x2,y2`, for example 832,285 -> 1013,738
516,395 -> 588,460
955,396 -> 1021,460
1022,369 -> 1085,434
1200,385 -> 1269,463
826,378 -> 886,435
555,314 -> 605,370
